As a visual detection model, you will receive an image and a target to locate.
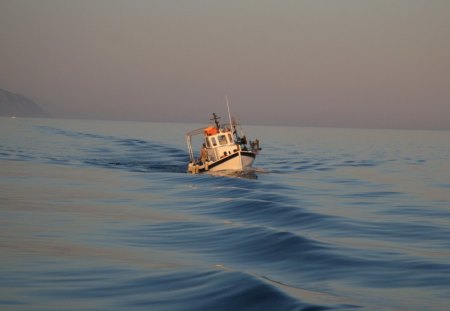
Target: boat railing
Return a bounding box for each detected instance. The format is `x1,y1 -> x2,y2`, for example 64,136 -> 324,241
186,128 -> 206,163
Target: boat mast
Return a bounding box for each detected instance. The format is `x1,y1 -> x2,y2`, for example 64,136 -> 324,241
210,113 -> 221,130
226,95 -> 235,136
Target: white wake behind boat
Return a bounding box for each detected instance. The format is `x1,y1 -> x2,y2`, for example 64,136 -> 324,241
186,109 -> 261,175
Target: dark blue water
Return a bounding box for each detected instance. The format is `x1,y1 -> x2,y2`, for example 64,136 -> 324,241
1,117 -> 449,310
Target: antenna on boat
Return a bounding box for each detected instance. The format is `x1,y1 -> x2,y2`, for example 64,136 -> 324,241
210,113 -> 221,129
226,95 -> 235,135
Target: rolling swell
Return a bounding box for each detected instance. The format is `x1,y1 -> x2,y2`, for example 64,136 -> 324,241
133,166 -> 450,297
3,119 -> 450,310
2,265 -> 327,311
117,218 -> 450,289
175,174 -> 364,235
31,125 -> 188,173
82,138 -> 187,173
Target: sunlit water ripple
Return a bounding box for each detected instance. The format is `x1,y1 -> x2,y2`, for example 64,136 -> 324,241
1,117 -> 449,310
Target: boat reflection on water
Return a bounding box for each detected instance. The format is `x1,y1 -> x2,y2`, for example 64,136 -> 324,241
208,168 -> 260,179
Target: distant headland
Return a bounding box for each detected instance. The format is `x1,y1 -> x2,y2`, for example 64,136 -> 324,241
0,88 -> 48,118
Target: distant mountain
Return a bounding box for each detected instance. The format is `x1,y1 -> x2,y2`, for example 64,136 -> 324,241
0,88 -> 48,117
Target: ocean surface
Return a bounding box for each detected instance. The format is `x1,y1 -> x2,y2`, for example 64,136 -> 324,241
1,117 -> 449,311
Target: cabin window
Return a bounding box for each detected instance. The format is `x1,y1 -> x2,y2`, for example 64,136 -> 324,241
228,133 -> 233,143
210,137 -> 217,147
218,135 -> 227,145
205,138 -> 211,148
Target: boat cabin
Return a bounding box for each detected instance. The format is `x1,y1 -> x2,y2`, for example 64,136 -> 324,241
203,127 -> 237,162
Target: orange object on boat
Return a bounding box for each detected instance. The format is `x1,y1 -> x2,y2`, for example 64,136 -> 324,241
204,127 -> 218,135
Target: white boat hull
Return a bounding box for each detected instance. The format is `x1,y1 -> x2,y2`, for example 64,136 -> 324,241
187,151 -> 255,174
208,151 -> 255,172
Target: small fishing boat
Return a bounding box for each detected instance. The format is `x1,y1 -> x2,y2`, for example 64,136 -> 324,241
186,104 -> 261,175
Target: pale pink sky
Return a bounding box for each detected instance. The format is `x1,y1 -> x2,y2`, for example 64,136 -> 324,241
1,0 -> 449,130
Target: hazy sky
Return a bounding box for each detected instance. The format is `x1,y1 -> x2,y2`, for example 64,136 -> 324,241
1,0 -> 449,130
